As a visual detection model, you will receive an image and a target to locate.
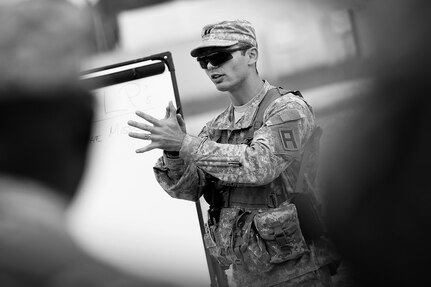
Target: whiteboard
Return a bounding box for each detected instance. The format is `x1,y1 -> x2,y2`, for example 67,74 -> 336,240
69,53 -> 210,287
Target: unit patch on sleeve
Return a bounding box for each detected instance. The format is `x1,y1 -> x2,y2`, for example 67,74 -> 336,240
278,128 -> 300,151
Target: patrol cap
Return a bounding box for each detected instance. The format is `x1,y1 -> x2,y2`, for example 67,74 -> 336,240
190,19 -> 257,57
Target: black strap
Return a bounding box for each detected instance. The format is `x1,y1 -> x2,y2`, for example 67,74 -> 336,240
289,89 -> 303,98
254,88 -> 283,127
243,88 -> 282,141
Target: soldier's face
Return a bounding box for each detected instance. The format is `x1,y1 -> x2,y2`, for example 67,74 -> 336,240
204,49 -> 250,92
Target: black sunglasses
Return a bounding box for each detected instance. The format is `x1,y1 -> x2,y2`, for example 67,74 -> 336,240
197,48 -> 247,69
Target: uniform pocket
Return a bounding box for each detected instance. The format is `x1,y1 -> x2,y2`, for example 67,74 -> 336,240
253,201 -> 309,263
204,207 -> 242,268
204,223 -> 232,269
232,211 -> 273,273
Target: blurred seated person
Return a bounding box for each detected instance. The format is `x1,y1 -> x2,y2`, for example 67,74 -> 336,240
321,0 -> 431,286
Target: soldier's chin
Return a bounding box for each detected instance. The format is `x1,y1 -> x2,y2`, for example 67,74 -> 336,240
214,82 -> 230,92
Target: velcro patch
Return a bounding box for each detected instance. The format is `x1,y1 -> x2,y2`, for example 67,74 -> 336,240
266,108 -> 303,126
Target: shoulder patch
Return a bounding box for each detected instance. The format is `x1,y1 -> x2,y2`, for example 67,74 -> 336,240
278,128 -> 300,151
262,119 -> 301,157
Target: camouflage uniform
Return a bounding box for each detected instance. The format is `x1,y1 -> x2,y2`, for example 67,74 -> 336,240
154,81 -> 337,286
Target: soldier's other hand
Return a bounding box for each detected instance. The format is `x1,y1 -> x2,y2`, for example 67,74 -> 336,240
128,101 -> 187,153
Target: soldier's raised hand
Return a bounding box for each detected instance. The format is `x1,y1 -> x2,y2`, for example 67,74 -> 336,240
128,101 -> 186,153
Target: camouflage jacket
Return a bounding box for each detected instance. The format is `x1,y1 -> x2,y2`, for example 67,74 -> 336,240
153,81 -> 337,285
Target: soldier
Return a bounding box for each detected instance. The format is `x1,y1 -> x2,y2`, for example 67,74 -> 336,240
129,20 -> 338,286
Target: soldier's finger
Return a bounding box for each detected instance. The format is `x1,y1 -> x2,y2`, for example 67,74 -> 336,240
136,143 -> 156,153
164,104 -> 170,119
128,132 -> 152,140
168,101 -> 177,117
127,120 -> 154,133
135,111 -> 159,125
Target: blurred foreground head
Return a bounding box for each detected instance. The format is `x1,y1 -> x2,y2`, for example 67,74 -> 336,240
0,0 -> 96,89
322,0 -> 431,286
0,0 -> 97,198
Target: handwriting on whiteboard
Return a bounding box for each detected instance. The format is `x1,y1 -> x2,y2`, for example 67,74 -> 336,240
92,81 -> 154,122
87,68 -> 175,144
89,122 -> 134,144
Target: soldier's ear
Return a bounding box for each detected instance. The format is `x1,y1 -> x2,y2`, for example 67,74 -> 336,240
248,47 -> 258,66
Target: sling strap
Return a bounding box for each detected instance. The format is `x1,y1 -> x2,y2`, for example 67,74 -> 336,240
242,87 -> 284,142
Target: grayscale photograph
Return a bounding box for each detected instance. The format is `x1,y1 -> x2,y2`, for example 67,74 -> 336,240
0,0 -> 429,286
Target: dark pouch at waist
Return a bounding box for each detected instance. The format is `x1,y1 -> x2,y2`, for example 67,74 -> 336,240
254,201 -> 309,263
